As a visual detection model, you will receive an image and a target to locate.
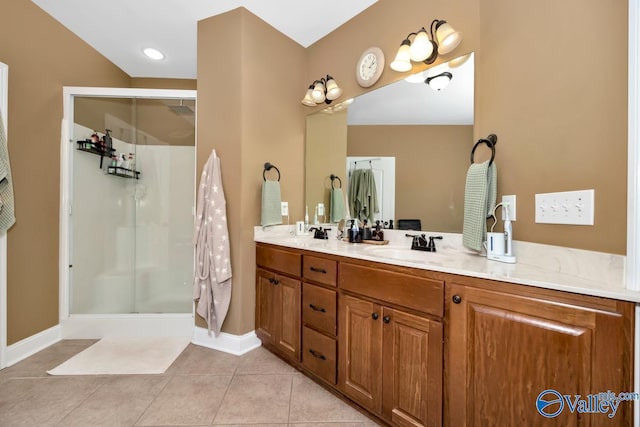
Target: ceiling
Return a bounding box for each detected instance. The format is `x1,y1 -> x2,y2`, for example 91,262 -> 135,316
31,0 -> 378,79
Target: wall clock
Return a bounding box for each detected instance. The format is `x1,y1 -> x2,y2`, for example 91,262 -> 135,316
356,46 -> 385,88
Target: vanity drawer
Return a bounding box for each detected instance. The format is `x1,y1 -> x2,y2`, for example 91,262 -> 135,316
303,283 -> 337,336
256,245 -> 301,277
303,255 -> 337,286
339,262 -> 444,318
302,326 -> 337,385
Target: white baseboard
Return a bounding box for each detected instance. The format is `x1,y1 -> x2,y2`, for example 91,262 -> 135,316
191,327 -> 261,356
6,325 -> 62,367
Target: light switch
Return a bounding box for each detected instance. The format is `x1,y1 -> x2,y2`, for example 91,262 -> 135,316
535,190 -> 594,225
281,201 -> 289,216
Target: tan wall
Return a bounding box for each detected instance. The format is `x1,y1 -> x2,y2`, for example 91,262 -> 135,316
308,0 -> 627,254
305,110 -> 348,219
348,125 -> 473,232
0,1 -> 132,344
131,78 -> 196,90
475,0 -> 627,254
197,8 -> 306,334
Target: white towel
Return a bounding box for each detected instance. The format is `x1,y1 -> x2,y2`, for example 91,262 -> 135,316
261,180 -> 282,227
462,160 -> 497,252
193,149 -> 232,335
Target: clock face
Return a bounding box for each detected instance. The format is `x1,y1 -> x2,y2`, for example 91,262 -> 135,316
359,53 -> 378,80
356,47 -> 384,88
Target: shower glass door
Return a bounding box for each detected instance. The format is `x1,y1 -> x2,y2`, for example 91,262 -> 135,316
69,95 -> 195,314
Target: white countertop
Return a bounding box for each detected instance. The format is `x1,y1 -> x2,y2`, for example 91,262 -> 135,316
254,225 -> 640,303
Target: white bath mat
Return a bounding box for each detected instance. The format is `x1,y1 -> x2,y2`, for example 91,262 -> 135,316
47,336 -> 190,375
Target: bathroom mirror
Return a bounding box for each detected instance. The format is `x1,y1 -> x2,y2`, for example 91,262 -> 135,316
305,53 -> 475,232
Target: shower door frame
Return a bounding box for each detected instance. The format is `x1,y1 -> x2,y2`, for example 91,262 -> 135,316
60,86 -> 196,338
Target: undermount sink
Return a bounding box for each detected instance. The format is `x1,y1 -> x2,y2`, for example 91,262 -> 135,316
364,246 -> 458,264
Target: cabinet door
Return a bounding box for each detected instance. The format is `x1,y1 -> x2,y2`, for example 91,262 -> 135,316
382,307 -> 442,427
255,269 -> 301,362
339,294 -> 383,413
255,268 -> 277,346
446,283 -> 633,427
277,274 -> 301,362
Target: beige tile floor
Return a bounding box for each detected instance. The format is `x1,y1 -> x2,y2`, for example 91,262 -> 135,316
0,340 -> 383,427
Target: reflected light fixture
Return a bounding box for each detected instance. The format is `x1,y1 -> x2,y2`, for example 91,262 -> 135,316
390,19 -> 462,72
301,75 -> 343,107
426,71 -> 453,91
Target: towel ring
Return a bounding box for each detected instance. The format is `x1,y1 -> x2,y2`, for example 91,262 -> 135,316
470,134 -> 498,165
330,174 -> 342,189
263,162 -> 280,182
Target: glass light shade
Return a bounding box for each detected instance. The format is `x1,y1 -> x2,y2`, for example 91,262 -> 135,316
426,72 -> 453,91
390,43 -> 412,72
409,29 -> 433,62
301,87 -> 317,106
311,81 -> 326,103
325,78 -> 343,101
435,22 -> 462,54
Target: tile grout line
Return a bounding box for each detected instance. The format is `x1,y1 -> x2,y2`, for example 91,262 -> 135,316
52,375 -> 110,426
208,367 -> 237,426
131,375 -> 174,427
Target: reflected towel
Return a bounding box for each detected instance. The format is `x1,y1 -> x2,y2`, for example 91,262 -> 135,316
330,188 -> 346,223
462,160 -> 497,252
0,110 -> 15,231
261,180 -> 283,227
348,169 -> 379,222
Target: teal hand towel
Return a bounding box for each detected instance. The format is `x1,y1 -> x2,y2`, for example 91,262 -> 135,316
261,180 -> 282,227
330,188 -> 346,223
463,160 -> 497,252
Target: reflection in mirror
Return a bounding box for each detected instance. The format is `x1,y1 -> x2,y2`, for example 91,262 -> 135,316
305,53 -> 474,232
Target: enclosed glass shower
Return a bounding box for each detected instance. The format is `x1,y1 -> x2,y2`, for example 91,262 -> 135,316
67,92 -> 195,316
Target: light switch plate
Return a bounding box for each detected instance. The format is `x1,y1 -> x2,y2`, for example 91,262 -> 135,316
281,201 -> 289,216
317,203 -> 325,216
535,190 -> 594,225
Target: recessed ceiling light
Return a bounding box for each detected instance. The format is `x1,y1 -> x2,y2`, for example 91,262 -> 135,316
143,48 -> 165,60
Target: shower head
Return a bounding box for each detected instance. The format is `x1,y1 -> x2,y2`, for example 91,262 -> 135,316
168,99 -> 194,115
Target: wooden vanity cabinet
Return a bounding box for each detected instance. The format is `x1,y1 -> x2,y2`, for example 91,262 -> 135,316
255,245 -> 302,362
445,279 -> 634,427
339,262 -> 444,427
255,243 -> 635,427
301,254 -> 339,385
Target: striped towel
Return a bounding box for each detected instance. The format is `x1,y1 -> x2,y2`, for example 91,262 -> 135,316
330,187 -> 346,223
463,160 -> 497,252
0,111 -> 15,232
261,180 -> 283,227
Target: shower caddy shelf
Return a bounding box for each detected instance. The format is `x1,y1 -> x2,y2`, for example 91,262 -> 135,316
76,140 -> 141,179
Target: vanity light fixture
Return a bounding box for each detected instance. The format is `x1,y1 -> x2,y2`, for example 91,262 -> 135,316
390,19 -> 462,72
426,71 -> 453,91
301,75 -> 343,107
